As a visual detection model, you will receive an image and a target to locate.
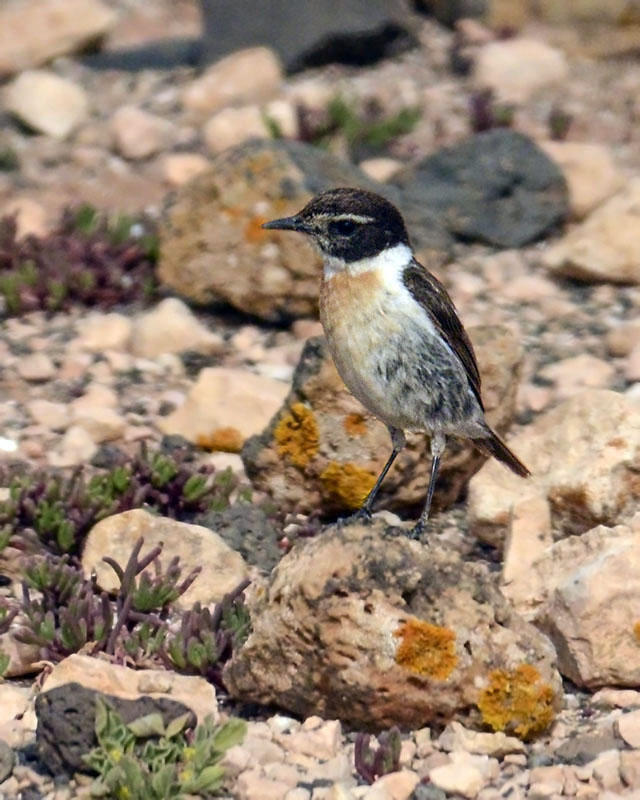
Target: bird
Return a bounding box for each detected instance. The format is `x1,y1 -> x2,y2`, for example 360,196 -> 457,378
262,187 -> 530,537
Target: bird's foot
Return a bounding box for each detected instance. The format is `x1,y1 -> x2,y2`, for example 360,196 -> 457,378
407,518 -> 428,541
336,506 -> 373,529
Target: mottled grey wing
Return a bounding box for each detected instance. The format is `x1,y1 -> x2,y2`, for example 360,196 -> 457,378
403,262 -> 484,411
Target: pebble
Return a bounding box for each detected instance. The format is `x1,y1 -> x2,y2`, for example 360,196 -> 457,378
26,399 -> 70,430
161,152 -> 211,186
606,321 -> 640,357
17,352 -> 56,381
75,312 -> 133,352
130,297 -> 224,358
110,105 -> 171,160
616,710 -> 640,748
47,424 -> 97,467
4,70 -> 89,138
429,761 -> 485,798
203,105 -> 269,154
72,405 -> 126,443
1,197 -> 49,238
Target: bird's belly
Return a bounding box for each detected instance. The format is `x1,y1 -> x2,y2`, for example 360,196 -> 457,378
320,276 -> 478,432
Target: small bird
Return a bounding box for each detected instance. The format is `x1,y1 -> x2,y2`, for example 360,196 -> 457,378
263,188 -> 530,537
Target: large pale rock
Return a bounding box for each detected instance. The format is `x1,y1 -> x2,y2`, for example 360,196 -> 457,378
158,139 -> 449,321
4,70 -> 89,138
41,653 -> 218,722
158,367 -> 288,451
75,312 -> 133,352
539,141 -> 624,220
182,47 -> 283,116
130,297 -> 224,358
0,0 -> 116,77
473,38 -> 569,103
225,522 -> 562,733
543,180 -> 640,284
468,390 -> 640,548
503,515 -> 640,688
243,330 -> 523,516
82,509 -> 248,610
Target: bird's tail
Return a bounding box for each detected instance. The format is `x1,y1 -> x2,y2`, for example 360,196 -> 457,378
473,428 -> 530,478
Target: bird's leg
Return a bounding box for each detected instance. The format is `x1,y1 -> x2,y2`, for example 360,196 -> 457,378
339,427 -> 406,525
409,432 -> 446,539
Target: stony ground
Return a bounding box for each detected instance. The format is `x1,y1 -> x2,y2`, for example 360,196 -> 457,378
0,1 -> 640,799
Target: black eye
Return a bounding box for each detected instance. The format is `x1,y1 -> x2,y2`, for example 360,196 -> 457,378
329,219 -> 357,236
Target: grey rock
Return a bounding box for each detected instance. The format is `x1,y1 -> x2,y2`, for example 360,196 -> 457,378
393,129 -> 569,247
555,730 -> 623,766
0,738 -> 14,782
410,784 -> 447,800
35,682 -> 195,776
197,505 -> 283,573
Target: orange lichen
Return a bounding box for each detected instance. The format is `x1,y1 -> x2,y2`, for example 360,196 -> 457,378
274,403 -> 319,467
633,621 -> 640,643
393,618 -> 457,680
196,427 -> 244,453
477,664 -> 555,740
343,412 -> 368,437
244,215 -> 269,243
320,461 -> 376,510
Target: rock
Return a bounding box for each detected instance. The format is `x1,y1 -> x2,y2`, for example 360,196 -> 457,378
197,505 -> 283,572
224,521 -> 561,732
0,685 -> 31,727
47,425 -> 98,467
161,153 -> 210,186
158,139 -> 449,321
503,515 -> 640,687
538,354 -> 615,399
473,38 -> 568,103
202,105 -> 270,154
130,298 -> 224,359
392,130 -> 569,248
242,330 -> 522,516
182,47 -> 283,116
371,770 -> 420,800
625,343 -> 640,382
0,0 -> 116,77
0,738 -> 13,783
428,761 -> 485,798
539,141 -> 624,220
438,721 -> 525,756
16,352 -> 55,381
359,158 -> 404,183
158,367 -> 288,450
468,390 -> 640,548
4,70 -> 89,138
1,197 -> 49,238
110,105 -> 170,160
35,680 -> 197,775
543,179 -> 640,284
501,495 -> 552,593
81,508 -> 249,610
72,406 -> 126,443
592,688 -> 640,708
26,400 -> 70,430
75,312 -> 133,352
616,710 -> 640,748
197,0 -> 415,74
618,325 -> 640,362
264,98 -> 299,139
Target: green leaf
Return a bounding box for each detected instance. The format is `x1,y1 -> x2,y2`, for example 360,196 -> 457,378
164,712 -> 191,740
151,763 -> 178,797
182,763 -> 224,793
127,713 -> 166,738
210,717 -> 247,752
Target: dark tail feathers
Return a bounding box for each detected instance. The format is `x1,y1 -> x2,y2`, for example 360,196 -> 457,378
473,429 -> 530,478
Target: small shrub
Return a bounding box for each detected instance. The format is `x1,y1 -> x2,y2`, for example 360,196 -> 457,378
354,727 -> 401,784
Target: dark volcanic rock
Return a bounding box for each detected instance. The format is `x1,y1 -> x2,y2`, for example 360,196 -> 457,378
393,129 -> 570,248
197,505 -> 283,573
35,683 -> 195,776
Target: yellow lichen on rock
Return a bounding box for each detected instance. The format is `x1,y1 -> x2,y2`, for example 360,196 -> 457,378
320,461 -> 376,509
393,618 -> 457,680
343,412 -> 368,437
633,621 -> 640,642
477,663 -> 555,740
274,402 -> 319,467
196,426 -> 244,453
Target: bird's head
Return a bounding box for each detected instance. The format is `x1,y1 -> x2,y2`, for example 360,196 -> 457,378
262,187 -> 410,272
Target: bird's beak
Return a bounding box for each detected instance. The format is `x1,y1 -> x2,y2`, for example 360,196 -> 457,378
262,215 -> 313,235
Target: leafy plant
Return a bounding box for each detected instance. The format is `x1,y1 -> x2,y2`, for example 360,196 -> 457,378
162,579 -> 251,688
84,699 -> 246,799
0,600 -> 18,677
469,89 -> 515,133
0,205 -> 158,316
354,726 -> 401,784
0,442 -> 238,555
298,94 -> 421,158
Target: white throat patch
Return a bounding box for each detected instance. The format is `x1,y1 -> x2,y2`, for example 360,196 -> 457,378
323,242 -> 413,280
